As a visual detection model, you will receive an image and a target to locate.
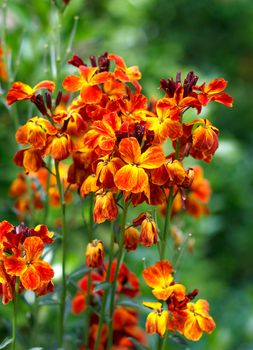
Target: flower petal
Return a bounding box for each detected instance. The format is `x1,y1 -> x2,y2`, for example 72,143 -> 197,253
4,256 -> 26,276
118,137 -> 141,164
23,236 -> 44,262
33,261 -> 54,282
21,265 -> 40,290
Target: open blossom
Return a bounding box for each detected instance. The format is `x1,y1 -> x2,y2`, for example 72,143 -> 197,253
4,236 -> 54,290
182,299 -> 216,341
143,260 -> 186,301
114,137 -> 165,196
143,301 -> 169,337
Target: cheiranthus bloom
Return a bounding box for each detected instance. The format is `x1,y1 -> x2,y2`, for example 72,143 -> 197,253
0,221 -> 54,303
143,260 -> 216,341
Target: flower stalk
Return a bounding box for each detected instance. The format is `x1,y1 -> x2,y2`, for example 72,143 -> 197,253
55,160 -> 67,348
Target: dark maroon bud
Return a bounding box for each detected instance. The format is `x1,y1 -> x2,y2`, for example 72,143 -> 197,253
183,71 -> 199,97
68,54 -> 86,67
55,90 -> 62,107
32,94 -> 48,116
98,52 -> 110,72
115,130 -> 129,144
89,55 -> 97,67
132,123 -> 145,145
45,92 -> 52,111
176,72 -> 181,84
186,288 -> 199,300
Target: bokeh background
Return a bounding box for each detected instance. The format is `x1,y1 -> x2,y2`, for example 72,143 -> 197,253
1,0 -> 253,349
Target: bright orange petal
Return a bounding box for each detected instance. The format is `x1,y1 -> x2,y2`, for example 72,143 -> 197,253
6,82 -> 34,105
4,256 -> 26,276
79,66 -> 98,82
114,164 -> 138,192
62,75 -> 83,91
33,261 -> 54,282
21,265 -> 40,290
205,78 -> 227,94
33,80 -> 55,93
80,85 -> 103,103
183,316 -> 203,341
23,236 -> 44,262
139,146 -> 165,169
118,137 -> 141,164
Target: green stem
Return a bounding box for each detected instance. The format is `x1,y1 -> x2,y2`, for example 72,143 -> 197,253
12,278 -> 19,350
160,186 -> 174,260
106,203 -> 129,350
42,157 -> 52,224
160,331 -> 168,350
55,160 -> 67,348
94,222 -> 115,350
84,195 -> 93,347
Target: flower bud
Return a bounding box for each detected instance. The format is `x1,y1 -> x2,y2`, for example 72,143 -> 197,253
124,227 -> 139,251
86,240 -> 104,268
139,214 -> 158,247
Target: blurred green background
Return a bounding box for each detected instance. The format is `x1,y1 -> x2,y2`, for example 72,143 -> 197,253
1,0 -> 253,349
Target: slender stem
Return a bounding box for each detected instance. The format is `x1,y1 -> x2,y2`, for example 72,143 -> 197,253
55,160 -> 67,348
12,278 -> 19,350
84,195 -> 93,347
160,186 -> 174,260
106,203 -> 129,350
94,222 -> 115,350
42,157 -> 52,224
161,332 -> 168,350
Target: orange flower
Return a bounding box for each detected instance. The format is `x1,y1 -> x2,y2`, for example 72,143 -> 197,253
14,148 -> 44,173
143,260 -> 186,301
145,98 -> 183,143
86,240 -> 104,268
93,191 -> 118,224
143,301 -> 169,337
45,133 -> 74,161
194,78 -> 233,107
183,299 -> 216,341
16,117 -> 57,149
114,137 -> 165,195
6,80 -> 55,105
108,53 -> 142,92
4,236 -> 54,290
62,65 -> 110,103
190,119 -> 219,163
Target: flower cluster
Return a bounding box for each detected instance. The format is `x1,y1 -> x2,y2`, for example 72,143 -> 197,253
7,52 -> 232,224
0,220 -> 54,304
143,260 -> 215,341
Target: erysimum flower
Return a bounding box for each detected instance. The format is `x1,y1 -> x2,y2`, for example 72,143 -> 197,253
6,80 -> 55,105
114,137 -> 165,196
143,260 -> 186,301
183,299 -> 216,341
4,236 -> 54,290
143,301 -> 169,336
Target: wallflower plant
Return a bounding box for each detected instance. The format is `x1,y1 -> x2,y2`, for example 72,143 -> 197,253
2,49 -> 233,350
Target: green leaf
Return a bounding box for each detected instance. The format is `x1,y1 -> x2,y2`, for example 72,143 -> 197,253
68,266 -> 91,279
128,338 -> 150,350
118,299 -> 142,310
93,282 -> 111,293
0,337 -> 13,349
